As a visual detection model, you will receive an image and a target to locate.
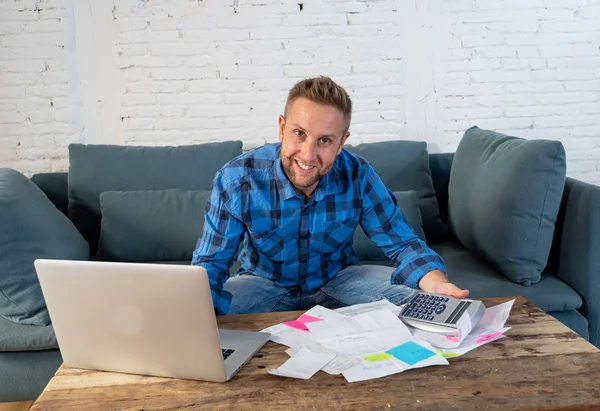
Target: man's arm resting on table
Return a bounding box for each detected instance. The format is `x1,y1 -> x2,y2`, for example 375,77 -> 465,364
418,269 -> 469,299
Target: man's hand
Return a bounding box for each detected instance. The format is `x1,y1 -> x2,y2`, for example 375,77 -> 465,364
418,270 -> 469,299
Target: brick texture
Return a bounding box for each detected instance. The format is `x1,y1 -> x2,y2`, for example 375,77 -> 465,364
1,0 -> 599,184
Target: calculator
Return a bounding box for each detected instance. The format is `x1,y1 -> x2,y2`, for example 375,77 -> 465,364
399,292 -> 485,335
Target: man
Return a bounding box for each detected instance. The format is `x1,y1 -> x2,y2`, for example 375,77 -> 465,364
192,76 -> 468,315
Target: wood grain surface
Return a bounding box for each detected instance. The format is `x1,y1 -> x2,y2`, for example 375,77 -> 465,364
30,297 -> 600,410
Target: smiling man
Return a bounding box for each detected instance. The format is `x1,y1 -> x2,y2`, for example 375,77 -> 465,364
192,76 -> 468,315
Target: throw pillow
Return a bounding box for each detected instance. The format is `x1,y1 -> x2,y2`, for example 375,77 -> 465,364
68,141 -> 243,254
448,126 -> 566,286
353,190 -> 425,261
98,189 -> 211,262
345,140 -> 446,242
0,168 -> 89,326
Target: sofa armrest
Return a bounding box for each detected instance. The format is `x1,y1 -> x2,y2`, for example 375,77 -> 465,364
556,177 -> 600,347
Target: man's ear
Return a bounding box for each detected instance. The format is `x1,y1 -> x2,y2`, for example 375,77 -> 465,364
278,115 -> 285,142
337,131 -> 350,155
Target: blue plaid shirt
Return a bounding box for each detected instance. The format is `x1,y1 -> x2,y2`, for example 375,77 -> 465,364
192,143 -> 446,315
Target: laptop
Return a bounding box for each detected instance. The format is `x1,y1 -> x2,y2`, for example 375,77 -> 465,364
34,259 -> 270,382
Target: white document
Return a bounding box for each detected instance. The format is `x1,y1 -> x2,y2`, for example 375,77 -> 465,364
335,299 -> 403,317
268,346 -> 336,380
304,305 -> 348,320
355,308 -> 409,331
342,338 -> 448,383
306,316 -> 366,339
437,328 -> 510,358
322,354 -> 362,374
260,323 -> 314,348
318,328 -> 413,357
285,344 -> 360,375
457,314 -> 473,342
478,299 -> 515,329
342,358 -> 408,383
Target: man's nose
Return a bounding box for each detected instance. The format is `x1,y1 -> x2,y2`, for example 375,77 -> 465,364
299,140 -> 317,161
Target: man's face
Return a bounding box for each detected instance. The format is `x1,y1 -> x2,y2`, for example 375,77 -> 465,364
278,97 -> 350,198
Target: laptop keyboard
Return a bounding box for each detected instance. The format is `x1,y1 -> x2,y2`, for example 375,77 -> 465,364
222,348 -> 235,360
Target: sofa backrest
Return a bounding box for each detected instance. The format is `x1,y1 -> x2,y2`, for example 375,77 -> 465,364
428,153 -> 454,225
29,148 -> 573,276
30,152 -> 459,236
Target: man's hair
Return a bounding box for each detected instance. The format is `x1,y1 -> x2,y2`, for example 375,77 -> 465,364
284,76 -> 353,135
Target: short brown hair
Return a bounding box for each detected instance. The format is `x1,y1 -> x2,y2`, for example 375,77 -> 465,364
284,76 -> 353,134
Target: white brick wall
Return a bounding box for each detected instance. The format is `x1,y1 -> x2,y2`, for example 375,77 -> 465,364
1,0 -> 599,184
0,0 -> 75,174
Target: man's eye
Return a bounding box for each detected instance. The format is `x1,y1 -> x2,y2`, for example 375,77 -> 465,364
295,130 -> 304,137
320,137 -> 331,145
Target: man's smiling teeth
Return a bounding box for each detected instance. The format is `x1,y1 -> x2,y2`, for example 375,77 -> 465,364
296,160 -> 315,170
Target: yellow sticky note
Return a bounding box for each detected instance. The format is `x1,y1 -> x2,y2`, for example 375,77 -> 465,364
441,351 -> 459,358
364,353 -> 393,362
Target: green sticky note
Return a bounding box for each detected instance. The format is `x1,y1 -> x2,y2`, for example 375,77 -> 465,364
441,351 -> 459,358
364,353 -> 394,362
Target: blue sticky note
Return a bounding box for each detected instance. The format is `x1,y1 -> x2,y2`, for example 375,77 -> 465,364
386,341 -> 435,365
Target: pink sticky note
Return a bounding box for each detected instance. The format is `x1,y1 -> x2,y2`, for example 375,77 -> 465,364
476,331 -> 504,344
282,314 -> 323,331
446,335 -> 460,343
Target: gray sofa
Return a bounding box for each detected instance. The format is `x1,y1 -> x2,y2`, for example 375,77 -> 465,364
1,127 -> 599,402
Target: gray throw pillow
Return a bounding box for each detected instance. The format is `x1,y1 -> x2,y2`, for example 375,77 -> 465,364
68,141 -> 243,254
353,191 -> 425,261
0,169 -> 89,326
98,189 -> 211,262
0,316 -> 58,351
448,126 -> 566,286
345,141 -> 446,242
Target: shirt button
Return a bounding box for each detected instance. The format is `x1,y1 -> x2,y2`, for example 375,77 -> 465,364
300,232 -> 308,239
299,256 -> 307,263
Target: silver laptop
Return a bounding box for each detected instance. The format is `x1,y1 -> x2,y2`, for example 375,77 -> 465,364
34,259 -> 270,382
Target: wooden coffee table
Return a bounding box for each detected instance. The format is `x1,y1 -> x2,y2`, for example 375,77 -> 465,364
30,297 -> 600,410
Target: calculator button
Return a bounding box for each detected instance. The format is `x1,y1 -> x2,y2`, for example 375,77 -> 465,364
435,304 -> 446,315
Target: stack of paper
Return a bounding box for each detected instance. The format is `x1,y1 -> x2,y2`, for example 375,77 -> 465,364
261,299 -> 514,382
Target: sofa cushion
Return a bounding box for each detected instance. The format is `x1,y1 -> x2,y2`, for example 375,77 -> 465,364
69,141 -> 243,254
0,316 -> 57,351
0,169 -> 89,326
30,172 -> 69,216
448,126 -> 566,286
548,310 -> 589,341
98,189 -> 211,262
353,190 -> 425,261
430,242 -> 582,313
345,141 -> 446,242
0,349 -> 62,402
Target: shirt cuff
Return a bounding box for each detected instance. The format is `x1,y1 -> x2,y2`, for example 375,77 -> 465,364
211,288 -> 232,316
391,256 -> 447,289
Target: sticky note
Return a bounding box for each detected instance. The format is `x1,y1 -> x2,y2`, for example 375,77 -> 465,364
363,353 -> 394,362
476,331 -> 503,344
446,335 -> 460,343
283,314 -> 323,331
441,351 -> 459,358
386,341 -> 435,365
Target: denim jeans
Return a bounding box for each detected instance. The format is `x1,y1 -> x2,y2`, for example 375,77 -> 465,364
224,265 -> 417,315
